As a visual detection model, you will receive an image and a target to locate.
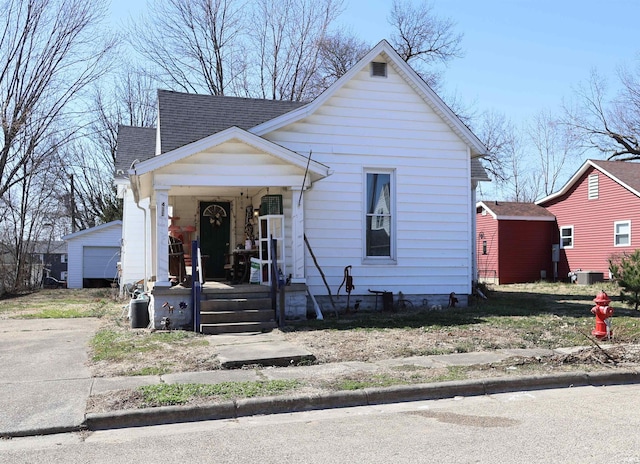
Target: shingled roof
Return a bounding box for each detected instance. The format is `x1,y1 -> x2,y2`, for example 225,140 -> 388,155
537,159 -> 640,205
157,90 -> 306,154
590,159 -> 640,195
477,201 -> 556,220
115,125 -> 157,176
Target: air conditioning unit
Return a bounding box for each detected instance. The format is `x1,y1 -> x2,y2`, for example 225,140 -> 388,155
576,271 -> 604,285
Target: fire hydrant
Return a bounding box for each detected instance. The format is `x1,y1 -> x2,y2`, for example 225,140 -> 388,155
590,290 -> 614,340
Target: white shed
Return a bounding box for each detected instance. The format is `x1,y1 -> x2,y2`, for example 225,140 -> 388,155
63,221 -> 122,288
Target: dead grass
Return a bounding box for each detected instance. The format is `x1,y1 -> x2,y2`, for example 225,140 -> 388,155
5,283 -> 640,413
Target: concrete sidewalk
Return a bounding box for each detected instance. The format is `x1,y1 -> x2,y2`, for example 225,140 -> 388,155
0,318 -> 101,437
2,321 -> 639,437
86,338 -> 640,432
86,344 -> 640,431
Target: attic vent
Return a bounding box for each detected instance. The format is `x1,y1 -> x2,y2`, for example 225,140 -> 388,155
371,62 -> 387,77
588,173 -> 599,199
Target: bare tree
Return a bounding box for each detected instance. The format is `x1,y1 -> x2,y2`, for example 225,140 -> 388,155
0,0 -> 115,201
90,64 -> 157,165
388,0 -> 463,89
64,65 -> 158,229
504,138 -> 540,203
473,111 -> 544,202
527,110 -> 578,196
129,0 -> 247,96
250,0 -> 344,101
475,110 -> 516,184
0,140 -> 68,292
307,31 -> 370,97
564,66 -> 640,161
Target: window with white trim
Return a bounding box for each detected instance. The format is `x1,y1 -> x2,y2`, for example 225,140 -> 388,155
560,226 -> 574,249
61,254 -> 67,263
365,170 -> 394,260
614,220 -> 631,246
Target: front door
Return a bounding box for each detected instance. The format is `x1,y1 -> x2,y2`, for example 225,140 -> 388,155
199,201 -> 231,279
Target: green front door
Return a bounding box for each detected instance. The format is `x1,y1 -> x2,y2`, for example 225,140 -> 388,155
199,201 -> 231,279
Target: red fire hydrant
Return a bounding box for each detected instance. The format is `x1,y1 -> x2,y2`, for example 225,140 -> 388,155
590,290 -> 614,340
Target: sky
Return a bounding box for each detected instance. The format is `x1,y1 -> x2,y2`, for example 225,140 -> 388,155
340,0 -> 640,127
110,0 -> 640,196
110,0 -> 640,126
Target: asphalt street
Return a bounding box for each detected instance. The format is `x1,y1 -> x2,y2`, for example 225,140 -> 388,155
2,384 -> 640,463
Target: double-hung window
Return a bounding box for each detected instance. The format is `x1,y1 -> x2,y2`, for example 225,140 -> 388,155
614,221 -> 631,246
560,226 -> 574,249
365,170 -> 394,261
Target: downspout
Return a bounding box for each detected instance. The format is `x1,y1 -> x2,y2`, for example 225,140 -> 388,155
130,160 -> 148,293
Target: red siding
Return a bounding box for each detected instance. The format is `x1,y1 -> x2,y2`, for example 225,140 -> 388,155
542,166 -> 640,278
476,211 -> 555,284
476,213 -> 499,281
498,220 -> 555,284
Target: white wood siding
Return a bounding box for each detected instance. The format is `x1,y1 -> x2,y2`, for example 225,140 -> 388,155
120,190 -> 148,287
267,62 -> 472,296
66,238 -> 83,289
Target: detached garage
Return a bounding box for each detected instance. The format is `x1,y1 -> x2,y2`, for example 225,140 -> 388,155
63,221 -> 122,288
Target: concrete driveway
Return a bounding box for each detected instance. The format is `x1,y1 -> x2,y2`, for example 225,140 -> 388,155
0,318 -> 100,436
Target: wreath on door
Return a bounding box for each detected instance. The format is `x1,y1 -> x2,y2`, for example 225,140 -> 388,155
203,204 -> 227,228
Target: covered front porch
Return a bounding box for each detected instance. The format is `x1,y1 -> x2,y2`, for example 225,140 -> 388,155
124,127 -> 329,329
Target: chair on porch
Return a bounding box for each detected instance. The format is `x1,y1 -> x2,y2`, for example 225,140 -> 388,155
168,236 -> 187,285
224,253 -> 234,281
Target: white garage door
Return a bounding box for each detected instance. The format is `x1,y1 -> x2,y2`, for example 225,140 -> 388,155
83,246 -> 120,279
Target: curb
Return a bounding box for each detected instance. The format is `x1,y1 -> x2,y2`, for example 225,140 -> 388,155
1,425 -> 85,439
85,369 -> 640,432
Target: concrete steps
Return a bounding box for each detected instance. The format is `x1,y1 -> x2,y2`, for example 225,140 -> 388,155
199,293 -> 276,334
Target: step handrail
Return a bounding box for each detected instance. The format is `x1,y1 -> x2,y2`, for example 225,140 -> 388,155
191,239 -> 201,332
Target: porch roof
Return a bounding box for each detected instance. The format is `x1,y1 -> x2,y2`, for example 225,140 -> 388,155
129,126 -> 331,200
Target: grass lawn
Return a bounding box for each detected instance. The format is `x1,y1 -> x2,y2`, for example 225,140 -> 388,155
4,283 -> 640,410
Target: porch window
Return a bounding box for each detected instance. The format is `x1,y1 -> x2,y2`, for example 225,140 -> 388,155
365,170 -> 394,260
614,220 -> 631,246
560,226 -> 573,249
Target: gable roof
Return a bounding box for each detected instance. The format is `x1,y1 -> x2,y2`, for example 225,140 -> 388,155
117,40 -> 490,183
157,90 -> 306,154
252,39 -> 489,160
536,159 -> 640,205
131,126 -> 329,181
115,126 -> 157,177
477,201 -> 555,221
62,220 -> 122,241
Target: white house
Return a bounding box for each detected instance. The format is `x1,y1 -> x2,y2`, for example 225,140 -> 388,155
63,221 -> 122,289
114,40 -> 489,324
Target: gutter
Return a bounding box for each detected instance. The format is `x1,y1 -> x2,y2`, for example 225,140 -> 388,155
129,160 -> 148,293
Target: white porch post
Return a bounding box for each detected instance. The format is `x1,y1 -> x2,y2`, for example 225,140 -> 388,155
154,187 -> 171,287
290,187 -> 306,283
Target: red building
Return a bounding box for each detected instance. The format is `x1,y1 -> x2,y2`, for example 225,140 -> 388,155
476,201 -> 556,284
537,159 -> 640,280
